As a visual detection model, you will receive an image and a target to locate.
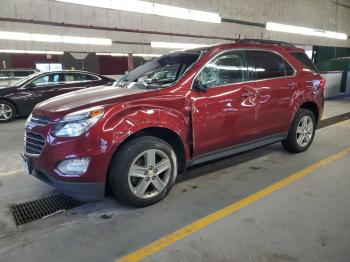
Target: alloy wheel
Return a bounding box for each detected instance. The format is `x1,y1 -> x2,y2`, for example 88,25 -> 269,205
0,103 -> 13,121
128,149 -> 172,199
296,115 -> 314,147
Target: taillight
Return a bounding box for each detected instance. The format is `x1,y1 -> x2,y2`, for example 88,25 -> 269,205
319,78 -> 326,90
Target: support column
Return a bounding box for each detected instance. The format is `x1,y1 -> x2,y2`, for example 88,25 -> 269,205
127,53 -> 134,71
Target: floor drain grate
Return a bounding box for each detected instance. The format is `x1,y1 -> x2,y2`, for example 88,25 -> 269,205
318,112 -> 350,129
11,194 -> 85,226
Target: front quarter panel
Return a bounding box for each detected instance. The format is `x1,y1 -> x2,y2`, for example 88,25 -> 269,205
1,87 -> 34,116
103,94 -> 191,162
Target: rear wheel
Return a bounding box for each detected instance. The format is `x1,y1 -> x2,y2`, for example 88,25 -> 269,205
0,100 -> 16,123
109,136 -> 177,207
282,108 -> 316,153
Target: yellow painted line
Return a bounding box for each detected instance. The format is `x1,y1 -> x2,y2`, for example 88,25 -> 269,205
0,168 -> 23,176
117,146 -> 350,262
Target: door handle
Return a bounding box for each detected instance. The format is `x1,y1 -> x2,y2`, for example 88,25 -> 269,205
242,91 -> 254,97
288,82 -> 298,88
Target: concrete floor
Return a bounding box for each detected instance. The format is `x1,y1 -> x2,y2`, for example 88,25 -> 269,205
323,96 -> 350,119
0,98 -> 349,262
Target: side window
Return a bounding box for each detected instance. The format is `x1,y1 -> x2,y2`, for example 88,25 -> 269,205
31,74 -> 62,87
290,52 -> 317,72
64,74 -> 75,82
247,51 -> 293,80
85,74 -> 99,81
64,73 -> 98,82
284,61 -> 294,76
196,51 -> 247,88
73,73 -> 87,81
64,73 -> 81,82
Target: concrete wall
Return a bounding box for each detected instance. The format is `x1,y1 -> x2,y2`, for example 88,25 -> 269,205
0,54 -> 12,69
0,0 -> 349,54
321,72 -> 344,98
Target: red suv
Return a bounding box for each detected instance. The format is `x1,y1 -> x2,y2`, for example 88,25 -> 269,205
23,40 -> 324,206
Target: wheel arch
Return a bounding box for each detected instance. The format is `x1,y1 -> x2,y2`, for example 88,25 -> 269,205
109,126 -> 187,176
299,101 -> 319,123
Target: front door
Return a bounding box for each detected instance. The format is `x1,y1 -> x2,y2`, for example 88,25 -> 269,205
20,73 -> 64,114
191,50 -> 258,157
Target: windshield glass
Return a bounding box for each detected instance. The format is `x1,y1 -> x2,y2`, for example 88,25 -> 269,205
114,51 -> 203,89
9,72 -> 41,87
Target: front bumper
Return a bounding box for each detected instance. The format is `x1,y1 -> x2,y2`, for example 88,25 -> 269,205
23,119 -> 117,201
32,167 -> 105,201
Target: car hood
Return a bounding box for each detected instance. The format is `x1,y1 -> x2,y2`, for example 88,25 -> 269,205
34,85 -> 156,121
0,85 -> 16,93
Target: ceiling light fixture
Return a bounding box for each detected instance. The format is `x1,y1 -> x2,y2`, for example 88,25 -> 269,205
151,41 -> 208,49
266,22 -> 348,40
0,31 -> 112,45
54,0 -> 221,23
0,49 -> 64,55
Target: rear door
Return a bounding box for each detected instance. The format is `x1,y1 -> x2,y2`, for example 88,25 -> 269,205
60,72 -> 102,93
191,50 -> 258,157
246,50 -> 296,137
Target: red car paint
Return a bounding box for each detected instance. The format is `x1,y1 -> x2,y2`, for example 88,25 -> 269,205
24,42 -> 324,200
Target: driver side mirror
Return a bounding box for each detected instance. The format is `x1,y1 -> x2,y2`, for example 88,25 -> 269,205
193,79 -> 208,92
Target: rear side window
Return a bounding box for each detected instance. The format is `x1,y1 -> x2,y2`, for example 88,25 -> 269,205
64,73 -> 99,82
247,50 -> 294,80
290,52 -> 317,72
85,74 -> 99,81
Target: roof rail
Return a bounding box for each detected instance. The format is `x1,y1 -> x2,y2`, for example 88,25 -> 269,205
237,38 -> 295,48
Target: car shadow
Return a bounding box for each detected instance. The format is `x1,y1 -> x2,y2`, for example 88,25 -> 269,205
176,142 -> 288,183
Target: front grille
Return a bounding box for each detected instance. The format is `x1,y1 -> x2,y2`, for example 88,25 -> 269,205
28,115 -> 50,126
25,131 -> 46,156
11,194 -> 86,225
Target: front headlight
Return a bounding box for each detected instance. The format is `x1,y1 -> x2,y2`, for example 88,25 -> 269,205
52,106 -> 104,137
24,113 -> 32,128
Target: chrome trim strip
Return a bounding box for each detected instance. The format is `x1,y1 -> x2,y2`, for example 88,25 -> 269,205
25,135 -> 45,143
25,140 -> 44,147
24,131 -> 46,157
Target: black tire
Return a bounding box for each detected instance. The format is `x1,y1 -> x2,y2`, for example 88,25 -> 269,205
282,108 -> 316,153
109,136 -> 177,207
0,100 -> 16,123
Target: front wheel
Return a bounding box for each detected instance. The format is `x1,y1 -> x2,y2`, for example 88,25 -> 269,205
282,109 -> 316,153
109,136 -> 177,207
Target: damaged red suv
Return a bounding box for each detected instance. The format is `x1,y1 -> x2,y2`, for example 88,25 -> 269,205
23,39 -> 324,206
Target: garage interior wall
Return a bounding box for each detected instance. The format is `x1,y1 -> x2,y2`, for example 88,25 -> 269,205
0,0 -> 349,73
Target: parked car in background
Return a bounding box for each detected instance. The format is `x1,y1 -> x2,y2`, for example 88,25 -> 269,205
23,40 -> 324,207
0,69 -> 37,85
0,70 -> 114,122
